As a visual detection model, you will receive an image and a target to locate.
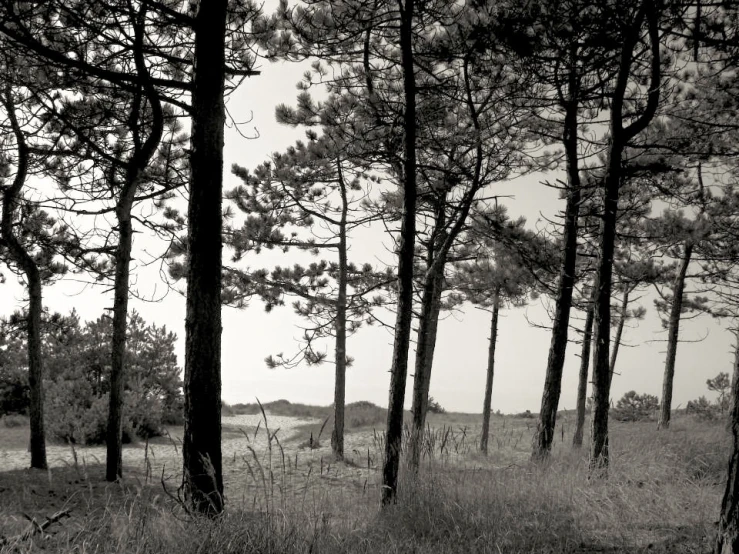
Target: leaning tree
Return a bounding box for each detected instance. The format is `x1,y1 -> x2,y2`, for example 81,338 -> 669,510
0,60 -> 70,469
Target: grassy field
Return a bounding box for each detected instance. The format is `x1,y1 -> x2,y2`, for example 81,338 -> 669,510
0,408 -> 726,553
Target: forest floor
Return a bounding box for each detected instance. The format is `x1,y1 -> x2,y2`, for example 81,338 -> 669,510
0,410 -> 726,553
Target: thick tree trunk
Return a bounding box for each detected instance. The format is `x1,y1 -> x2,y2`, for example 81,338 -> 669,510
715,334 -> 739,554
533,95 -> 580,460
573,289 -> 596,448
105,202 -> 134,482
609,288 -> 630,387
0,88 -> 46,470
183,0 -> 228,516
480,289 -> 500,455
408,266 -> 444,471
331,175 -> 349,460
382,0 -> 417,507
658,242 -> 693,429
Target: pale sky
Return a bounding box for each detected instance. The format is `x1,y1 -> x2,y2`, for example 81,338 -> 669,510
2,54 -> 733,415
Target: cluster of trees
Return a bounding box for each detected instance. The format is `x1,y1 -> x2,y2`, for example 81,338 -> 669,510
0,0 -> 739,549
0,310 -> 183,443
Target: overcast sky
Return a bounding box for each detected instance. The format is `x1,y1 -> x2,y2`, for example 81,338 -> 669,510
3,51 -> 733,415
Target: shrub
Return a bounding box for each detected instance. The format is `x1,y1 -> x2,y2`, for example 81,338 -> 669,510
127,394 -> 165,439
427,396 -> 446,414
161,395 -> 185,426
0,380 -> 29,416
612,391 -> 658,422
45,385 -> 139,445
345,401 -> 386,428
707,372 -> 731,414
686,395 -> 722,421
1,413 -> 27,428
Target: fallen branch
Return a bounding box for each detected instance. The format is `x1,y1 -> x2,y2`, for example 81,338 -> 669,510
0,508 -> 71,546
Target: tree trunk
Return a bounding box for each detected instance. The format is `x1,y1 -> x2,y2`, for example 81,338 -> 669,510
382,0 -> 417,507
609,288 -> 630,388
533,92 -> 580,460
658,242 -> 693,429
26,266 -> 46,469
182,0 -> 227,516
573,288 -> 596,448
714,333 -> 739,554
480,289 -> 500,455
0,87 -> 46,470
408,265 -> 444,471
589,149 -> 622,473
589,0 -> 660,473
331,168 -> 349,461
105,15 -> 164,481
105,200 -> 134,482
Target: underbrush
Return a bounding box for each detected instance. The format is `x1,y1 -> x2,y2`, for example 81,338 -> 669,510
0,414 -> 27,428
0,414 -> 724,554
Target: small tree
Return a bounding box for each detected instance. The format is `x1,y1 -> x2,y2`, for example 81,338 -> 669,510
456,206 -> 554,455
708,372 -> 731,414
227,127 -> 389,461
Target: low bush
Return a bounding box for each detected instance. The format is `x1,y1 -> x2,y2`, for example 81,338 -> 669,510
345,401 -> 386,428
44,381 -> 167,445
686,395 -> 723,421
427,396 -> 446,414
1,413 -> 27,428
612,391 -> 658,422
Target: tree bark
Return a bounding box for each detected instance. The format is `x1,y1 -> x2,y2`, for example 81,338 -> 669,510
533,89 -> 581,460
382,0 -> 417,507
408,265 -> 444,471
331,166 -> 349,460
573,289 -> 596,448
657,242 -> 693,429
0,86 -> 46,470
609,288 -> 630,388
714,333 -> 739,554
480,289 -> 501,455
182,0 -> 227,516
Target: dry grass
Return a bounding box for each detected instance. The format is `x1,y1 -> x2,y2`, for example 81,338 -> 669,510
0,410 -> 724,553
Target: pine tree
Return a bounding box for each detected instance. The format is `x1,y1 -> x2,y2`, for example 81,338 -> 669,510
227,128 -> 390,460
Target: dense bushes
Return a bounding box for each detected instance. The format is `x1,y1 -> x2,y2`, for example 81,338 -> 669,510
0,310 -> 184,445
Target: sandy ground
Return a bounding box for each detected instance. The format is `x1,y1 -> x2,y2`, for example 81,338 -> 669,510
0,412 -> 503,512
0,414 -> 323,475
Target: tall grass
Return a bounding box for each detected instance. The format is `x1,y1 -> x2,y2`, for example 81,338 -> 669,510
0,411 -> 724,553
